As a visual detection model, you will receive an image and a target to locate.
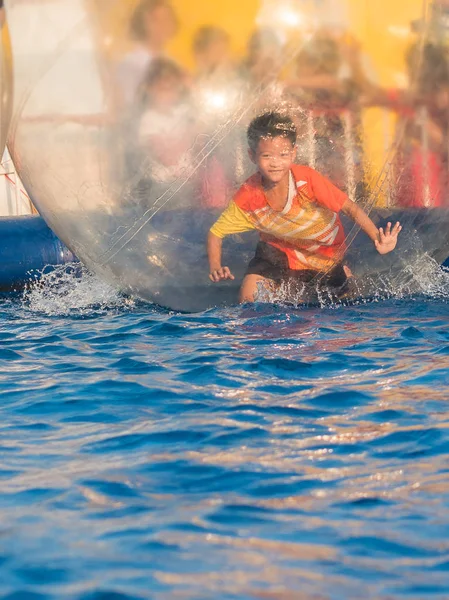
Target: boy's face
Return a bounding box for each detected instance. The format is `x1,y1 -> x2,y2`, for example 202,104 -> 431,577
250,136 -> 297,185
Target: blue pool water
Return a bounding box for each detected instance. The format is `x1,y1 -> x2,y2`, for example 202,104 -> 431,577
1,273 -> 449,599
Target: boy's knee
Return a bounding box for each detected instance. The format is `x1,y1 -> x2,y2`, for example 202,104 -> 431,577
239,275 -> 268,303
239,290 -> 256,303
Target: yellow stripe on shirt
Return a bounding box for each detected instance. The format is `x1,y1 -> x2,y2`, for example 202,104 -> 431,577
209,201 -> 256,239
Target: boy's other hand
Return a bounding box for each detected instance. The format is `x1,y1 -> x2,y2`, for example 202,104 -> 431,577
375,222 -> 402,255
209,267 -> 235,283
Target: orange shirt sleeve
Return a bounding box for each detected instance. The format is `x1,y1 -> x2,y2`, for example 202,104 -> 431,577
306,167 -> 348,213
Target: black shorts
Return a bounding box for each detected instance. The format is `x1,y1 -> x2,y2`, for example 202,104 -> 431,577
246,242 -> 348,288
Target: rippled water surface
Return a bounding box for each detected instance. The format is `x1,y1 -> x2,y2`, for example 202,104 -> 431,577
1,277 -> 449,599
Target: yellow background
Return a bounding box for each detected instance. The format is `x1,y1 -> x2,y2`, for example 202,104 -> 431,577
99,0 -> 428,82
96,0 -> 432,203
168,0 -> 259,67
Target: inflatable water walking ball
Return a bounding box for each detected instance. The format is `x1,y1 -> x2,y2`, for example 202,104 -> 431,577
0,0 -> 12,159
4,0 -> 449,310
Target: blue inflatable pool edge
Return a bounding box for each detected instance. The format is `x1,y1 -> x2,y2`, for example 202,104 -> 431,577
0,215 -> 77,292
2,211 -> 449,301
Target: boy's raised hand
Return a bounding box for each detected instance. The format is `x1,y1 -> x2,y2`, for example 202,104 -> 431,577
375,221 -> 402,255
209,266 -> 235,283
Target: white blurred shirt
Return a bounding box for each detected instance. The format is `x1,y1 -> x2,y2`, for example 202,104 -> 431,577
116,48 -> 154,108
139,105 -> 191,139
138,105 -> 193,183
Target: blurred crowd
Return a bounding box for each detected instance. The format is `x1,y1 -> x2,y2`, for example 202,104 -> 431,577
112,0 -> 449,210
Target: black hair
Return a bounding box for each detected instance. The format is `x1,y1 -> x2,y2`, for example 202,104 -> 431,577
130,0 -> 178,42
193,26 -> 229,55
247,112 -> 297,152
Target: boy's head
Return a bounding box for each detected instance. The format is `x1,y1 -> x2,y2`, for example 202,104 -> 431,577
193,26 -> 231,74
247,112 -> 297,184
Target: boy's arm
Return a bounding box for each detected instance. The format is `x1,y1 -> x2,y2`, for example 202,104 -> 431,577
305,167 -> 402,255
342,199 -> 402,254
208,200 -> 256,282
208,232 -> 234,282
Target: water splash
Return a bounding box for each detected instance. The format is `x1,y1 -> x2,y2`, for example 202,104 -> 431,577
20,251 -> 449,317
355,254 -> 449,304
256,254 -> 449,308
393,254 -> 449,298
21,263 -> 136,317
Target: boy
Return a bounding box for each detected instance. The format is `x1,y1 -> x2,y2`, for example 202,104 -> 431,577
207,111 -> 401,303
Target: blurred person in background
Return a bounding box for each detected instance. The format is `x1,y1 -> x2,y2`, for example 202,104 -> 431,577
396,42 -> 449,207
238,28 -> 287,120
192,26 -> 245,209
203,27 -> 290,203
115,0 -> 179,110
136,58 -> 194,187
242,28 -> 284,93
112,0 -> 180,206
367,42 -> 449,208
193,26 -> 233,80
286,32 -> 369,196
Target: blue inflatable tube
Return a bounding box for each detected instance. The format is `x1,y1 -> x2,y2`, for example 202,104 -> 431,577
0,215 -> 77,291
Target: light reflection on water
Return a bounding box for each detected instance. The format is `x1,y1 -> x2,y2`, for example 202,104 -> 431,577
0,289 -> 448,599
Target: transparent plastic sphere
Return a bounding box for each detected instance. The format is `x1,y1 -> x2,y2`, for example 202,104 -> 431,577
0,4 -> 13,158
5,0 -> 449,310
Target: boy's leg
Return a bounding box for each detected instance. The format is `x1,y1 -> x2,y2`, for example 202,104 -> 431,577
239,274 -> 273,303
333,265 -> 356,300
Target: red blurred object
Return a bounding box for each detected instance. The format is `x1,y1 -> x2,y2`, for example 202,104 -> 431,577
396,145 -> 446,208
200,155 -> 232,209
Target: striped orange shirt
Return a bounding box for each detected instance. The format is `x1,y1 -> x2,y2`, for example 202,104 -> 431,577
210,164 -> 348,271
